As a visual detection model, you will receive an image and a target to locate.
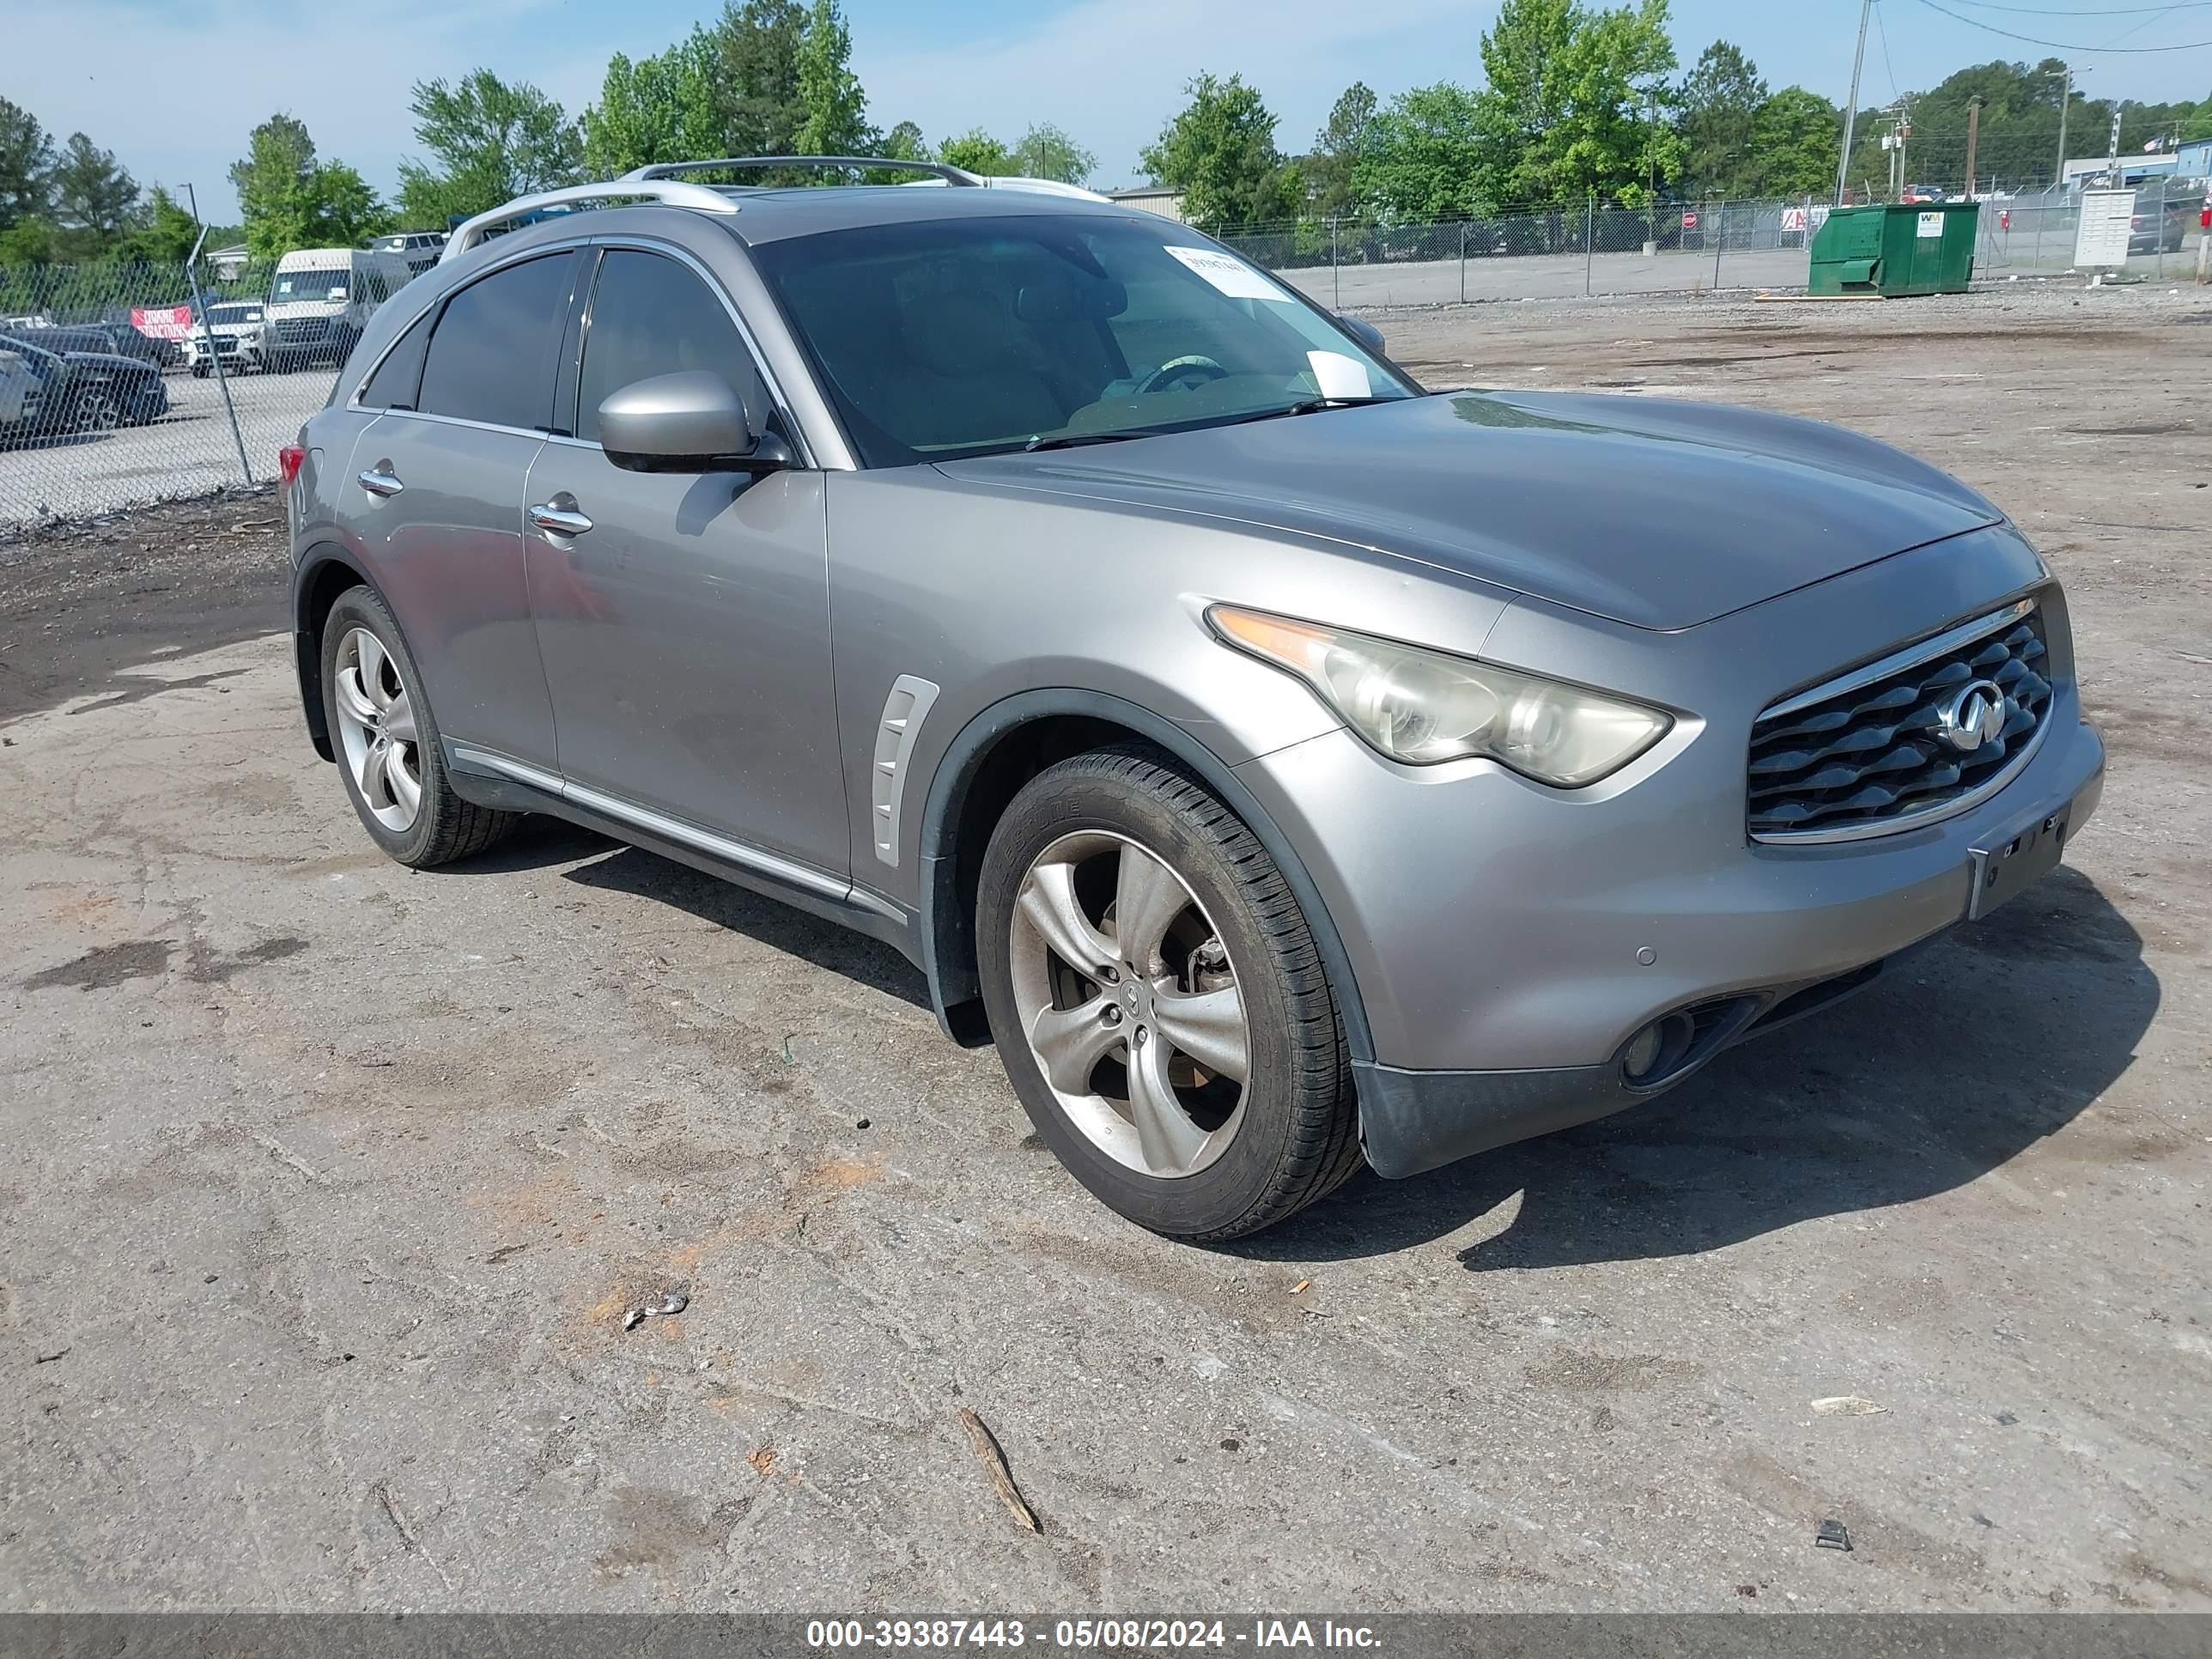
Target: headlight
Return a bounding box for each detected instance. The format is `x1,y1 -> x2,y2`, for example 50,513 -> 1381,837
1208,605 -> 1671,787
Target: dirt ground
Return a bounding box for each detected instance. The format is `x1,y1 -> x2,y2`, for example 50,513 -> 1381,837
2,285 -> 2208,1613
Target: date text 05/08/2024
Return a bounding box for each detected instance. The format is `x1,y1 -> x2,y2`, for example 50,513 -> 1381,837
805,1620 -> 1383,1650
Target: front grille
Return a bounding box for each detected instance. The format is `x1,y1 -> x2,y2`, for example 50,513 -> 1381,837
273,319 -> 330,346
211,333 -> 239,349
1747,602 -> 2052,841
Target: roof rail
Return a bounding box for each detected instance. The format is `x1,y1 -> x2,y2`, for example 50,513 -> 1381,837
621,156 -> 986,187
441,179 -> 739,264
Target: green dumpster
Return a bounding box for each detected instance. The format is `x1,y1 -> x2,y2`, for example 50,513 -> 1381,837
1808,201 -> 1979,296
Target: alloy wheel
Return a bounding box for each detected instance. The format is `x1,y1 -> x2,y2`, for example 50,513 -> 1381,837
1007,830 -> 1251,1178
331,627 -> 422,833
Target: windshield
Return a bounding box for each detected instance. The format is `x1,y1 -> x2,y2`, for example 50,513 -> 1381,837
271,270 -> 348,304
750,213 -> 1414,465
208,305 -> 263,325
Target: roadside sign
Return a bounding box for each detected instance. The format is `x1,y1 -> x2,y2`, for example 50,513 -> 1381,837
1781,207 -> 1808,233
2073,188 -> 2136,267
1681,211 -> 1698,230
131,304 -> 193,342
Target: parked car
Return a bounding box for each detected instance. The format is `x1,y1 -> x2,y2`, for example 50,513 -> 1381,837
2130,186 -> 2204,254
369,230 -> 449,275
183,301 -> 270,376
88,319 -> 185,370
265,247 -> 414,370
285,161 -> 2103,1240
15,319 -> 185,371
0,346 -> 47,442
0,331 -> 167,431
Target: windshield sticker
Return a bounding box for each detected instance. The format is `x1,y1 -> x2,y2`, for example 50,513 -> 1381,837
1306,350 -> 1372,400
1164,245 -> 1283,301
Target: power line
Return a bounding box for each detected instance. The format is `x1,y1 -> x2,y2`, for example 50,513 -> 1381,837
1875,0 -> 1902,97
1913,0 -> 2212,45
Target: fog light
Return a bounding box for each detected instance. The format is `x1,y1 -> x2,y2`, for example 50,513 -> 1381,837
1622,1021 -> 1665,1081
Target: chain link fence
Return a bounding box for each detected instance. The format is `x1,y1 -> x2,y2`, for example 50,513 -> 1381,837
1219,185 -> 2208,312
3,185 -> 2204,531
2,257 -> 353,532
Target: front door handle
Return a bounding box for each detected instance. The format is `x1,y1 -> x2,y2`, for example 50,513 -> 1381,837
529,500 -> 592,538
356,465 -> 404,497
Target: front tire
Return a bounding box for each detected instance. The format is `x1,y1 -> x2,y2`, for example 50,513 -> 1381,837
976,746 -> 1360,1241
320,586 -> 517,868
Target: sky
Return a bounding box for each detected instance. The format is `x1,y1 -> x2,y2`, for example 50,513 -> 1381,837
5,0 -> 2209,224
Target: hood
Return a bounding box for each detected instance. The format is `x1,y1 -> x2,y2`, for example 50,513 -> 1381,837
60,349 -> 155,376
938,391 -> 2006,631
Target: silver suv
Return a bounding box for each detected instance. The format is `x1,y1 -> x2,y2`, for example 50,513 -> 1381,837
283,158 -> 2104,1239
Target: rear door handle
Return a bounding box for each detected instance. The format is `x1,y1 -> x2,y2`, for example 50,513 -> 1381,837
356,466 -> 404,497
529,501 -> 592,538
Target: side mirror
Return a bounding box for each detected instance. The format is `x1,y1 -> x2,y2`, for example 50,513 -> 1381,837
597,369 -> 790,473
1336,313 -> 1385,356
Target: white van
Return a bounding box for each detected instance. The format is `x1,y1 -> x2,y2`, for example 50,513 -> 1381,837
264,247 -> 414,372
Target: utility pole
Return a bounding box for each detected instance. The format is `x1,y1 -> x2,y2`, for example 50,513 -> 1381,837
1836,0 -> 1873,206
1896,98 -> 1911,199
2048,64 -> 2074,191
1965,96 -> 1983,199
1644,84 -> 1659,254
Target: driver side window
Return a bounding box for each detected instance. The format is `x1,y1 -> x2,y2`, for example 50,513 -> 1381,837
576,251 -> 763,447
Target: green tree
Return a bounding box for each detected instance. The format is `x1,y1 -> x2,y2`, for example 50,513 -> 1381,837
1305,82 -> 1377,218
230,114 -> 318,257
714,0 -> 808,157
0,97 -> 55,229
1472,0 -> 1680,207
1352,83 -> 1485,222
49,132 -> 140,246
938,128 -> 1019,175
581,33 -> 722,177
119,185 -> 203,264
298,162 -> 388,245
881,120 -> 930,159
1012,122 -> 1097,184
398,70 -> 580,226
793,0 -> 872,156
0,216 -> 56,264
1747,87 -> 1838,198
1679,40 -> 1766,197
1139,72 -> 1302,231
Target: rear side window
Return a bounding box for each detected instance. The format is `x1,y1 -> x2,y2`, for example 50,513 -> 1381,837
575,250 -> 757,446
416,251 -> 576,431
359,309 -> 432,410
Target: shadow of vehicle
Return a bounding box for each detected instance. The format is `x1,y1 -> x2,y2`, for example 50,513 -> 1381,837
442,824 -> 2155,1262
1237,866 -> 2157,1267
444,820 -> 933,1012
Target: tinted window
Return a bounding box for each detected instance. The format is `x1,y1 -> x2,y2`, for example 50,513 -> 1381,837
750,214 -> 1412,466
576,251 -> 755,446
416,252 -> 575,430
360,309 -> 433,410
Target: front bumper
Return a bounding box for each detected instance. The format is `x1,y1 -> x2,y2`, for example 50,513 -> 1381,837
1227,524 -> 2106,1178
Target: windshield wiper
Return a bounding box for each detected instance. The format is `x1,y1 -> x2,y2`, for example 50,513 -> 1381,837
1022,430 -> 1153,453
1231,394 -> 1401,425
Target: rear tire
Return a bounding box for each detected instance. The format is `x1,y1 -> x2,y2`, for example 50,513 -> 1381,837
319,586 -> 517,868
976,745 -> 1361,1241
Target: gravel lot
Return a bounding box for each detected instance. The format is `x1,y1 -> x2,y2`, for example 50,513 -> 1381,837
2,285 -> 2208,1613
0,366 -> 331,529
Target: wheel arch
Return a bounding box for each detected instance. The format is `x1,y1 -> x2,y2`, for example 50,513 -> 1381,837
913,690 -> 1374,1067
291,544 -> 380,763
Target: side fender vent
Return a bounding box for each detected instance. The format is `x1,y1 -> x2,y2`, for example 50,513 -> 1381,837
871,674 -> 940,867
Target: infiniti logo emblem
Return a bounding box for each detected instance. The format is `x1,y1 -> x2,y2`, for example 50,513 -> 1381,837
1936,679 -> 2008,754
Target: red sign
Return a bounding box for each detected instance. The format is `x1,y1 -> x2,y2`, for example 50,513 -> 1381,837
131,304 -> 194,342
1681,211 -> 1698,230
1999,209 -> 2011,231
